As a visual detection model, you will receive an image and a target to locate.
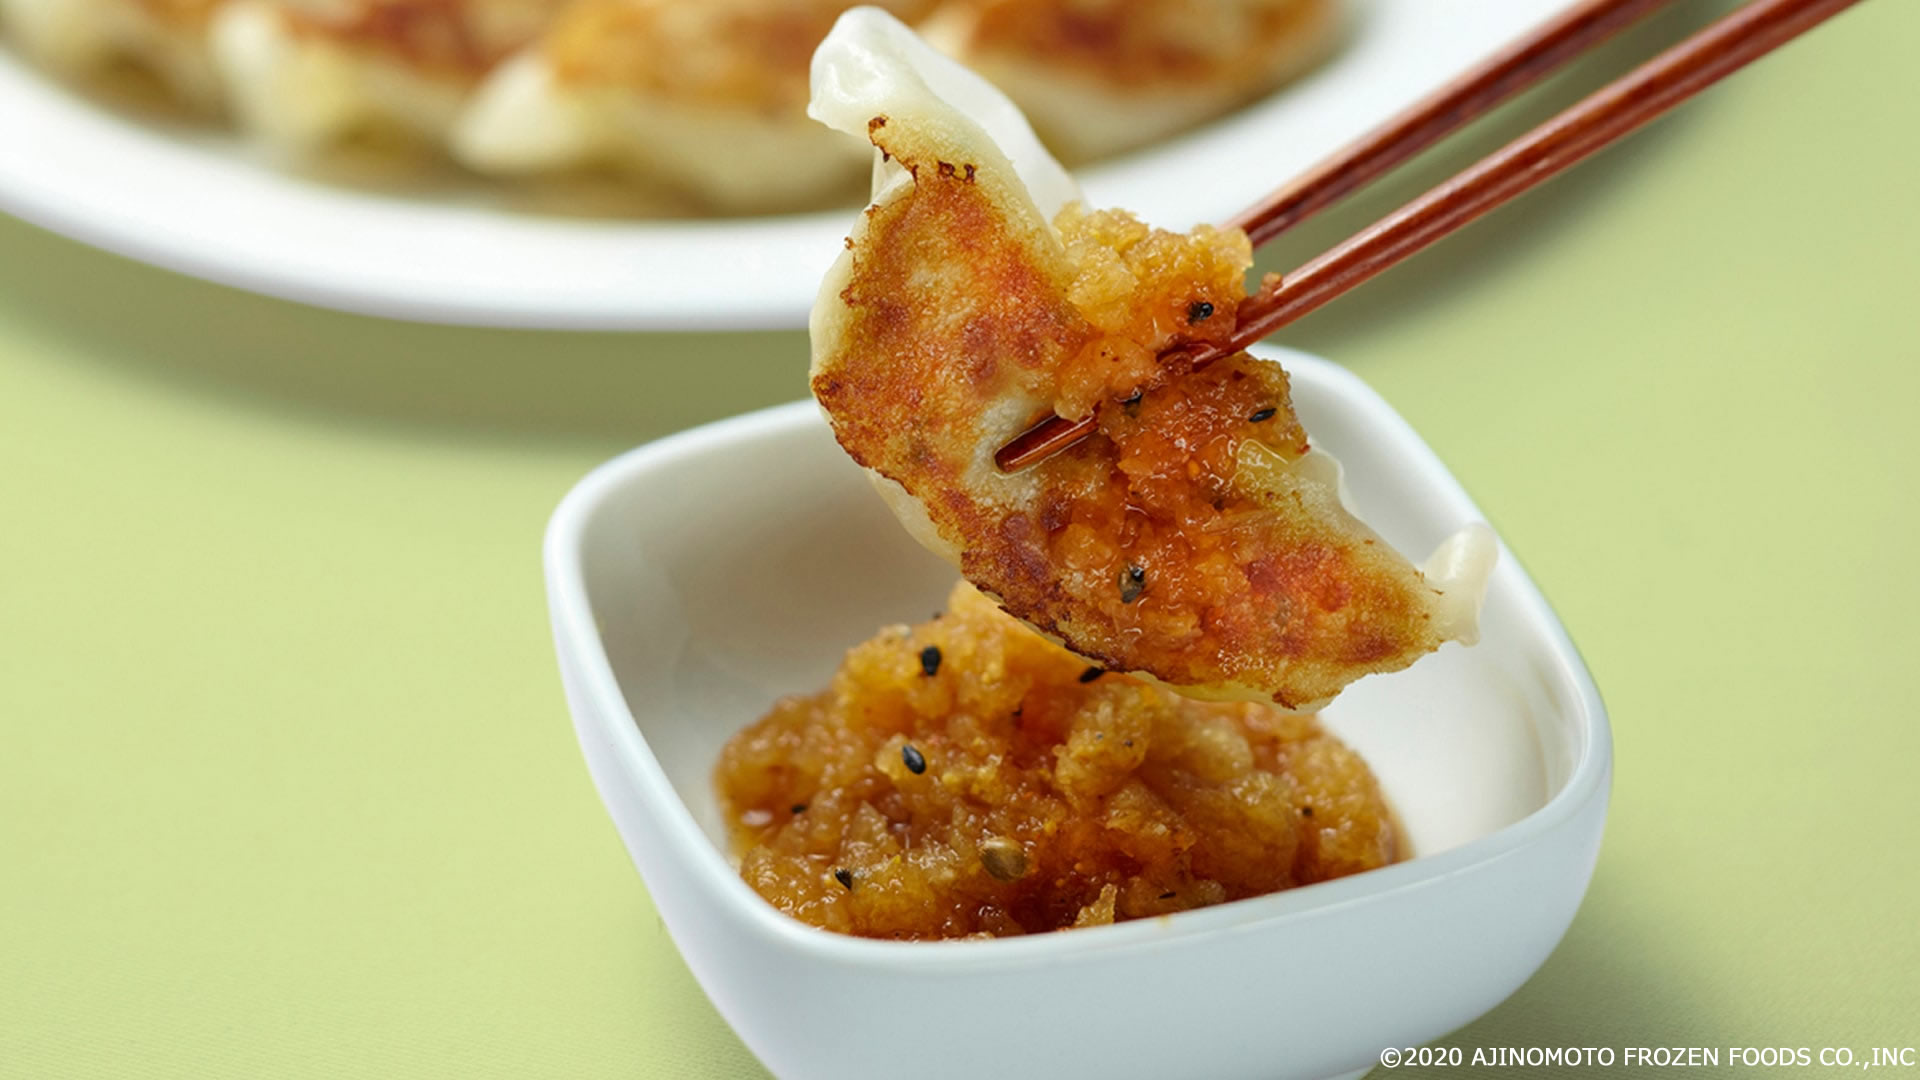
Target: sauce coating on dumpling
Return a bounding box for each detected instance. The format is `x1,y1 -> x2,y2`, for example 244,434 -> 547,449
809,9 -> 1492,709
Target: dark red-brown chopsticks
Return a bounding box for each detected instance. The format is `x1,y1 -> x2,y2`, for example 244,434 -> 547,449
995,0 -> 1860,473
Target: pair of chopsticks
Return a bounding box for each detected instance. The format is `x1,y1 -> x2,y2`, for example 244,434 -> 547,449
995,0 -> 1860,473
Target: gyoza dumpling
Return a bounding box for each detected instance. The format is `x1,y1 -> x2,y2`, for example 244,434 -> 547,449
807,9 -> 1493,709
209,0 -> 561,151
921,0 -> 1343,161
452,0 -> 936,211
1,0 -> 224,106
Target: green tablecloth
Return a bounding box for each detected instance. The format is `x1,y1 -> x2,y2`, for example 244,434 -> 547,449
4,3 -> 1916,1075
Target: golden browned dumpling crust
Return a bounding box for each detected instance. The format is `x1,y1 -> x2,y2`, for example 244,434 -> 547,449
275,0 -> 559,77
922,0 -> 1343,160
812,101 -> 1473,708
954,0 -> 1335,91
133,0 -> 223,28
540,0 -> 936,106
715,582 -> 1398,939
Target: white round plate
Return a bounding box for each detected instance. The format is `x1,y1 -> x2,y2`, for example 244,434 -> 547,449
0,1 -> 1579,330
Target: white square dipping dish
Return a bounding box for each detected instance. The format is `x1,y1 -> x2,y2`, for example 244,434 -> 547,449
543,347 -> 1611,1080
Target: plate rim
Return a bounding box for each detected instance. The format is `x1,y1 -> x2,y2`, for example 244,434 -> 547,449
0,0 -> 1585,330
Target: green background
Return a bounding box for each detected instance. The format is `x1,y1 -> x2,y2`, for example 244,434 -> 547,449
3,2 -> 1915,1075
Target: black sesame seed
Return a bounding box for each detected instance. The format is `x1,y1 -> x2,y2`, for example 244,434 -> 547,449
1300,805 -> 1314,818
791,803 -> 808,814
1122,739 -> 1133,748
1158,890 -> 1177,900
919,645 -> 942,677
1122,389 -> 1144,418
1119,564 -> 1146,604
1187,300 -> 1214,324
834,868 -> 854,890
1249,407 -> 1277,423
1079,666 -> 1105,683
902,744 -> 927,774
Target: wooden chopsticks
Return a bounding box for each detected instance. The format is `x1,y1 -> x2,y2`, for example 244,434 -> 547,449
995,0 -> 1860,473
1229,0 -> 1674,247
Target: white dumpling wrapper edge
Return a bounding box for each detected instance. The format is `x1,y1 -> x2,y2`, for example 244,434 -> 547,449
806,6 -> 1497,671
807,6 -> 1080,221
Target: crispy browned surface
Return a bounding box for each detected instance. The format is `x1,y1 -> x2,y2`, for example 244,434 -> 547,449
278,0 -> 563,75
132,0 -> 225,27
542,0 -> 935,104
812,127 -> 1450,707
954,0 -> 1333,90
715,583 -> 1398,939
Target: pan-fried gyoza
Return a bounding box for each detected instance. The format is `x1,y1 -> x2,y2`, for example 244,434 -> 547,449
808,9 -> 1493,710
209,0 -> 561,152
3,0 -> 1345,209
453,0 -> 937,210
920,0 -> 1342,163
451,0 -> 1342,206
1,0 -> 224,106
